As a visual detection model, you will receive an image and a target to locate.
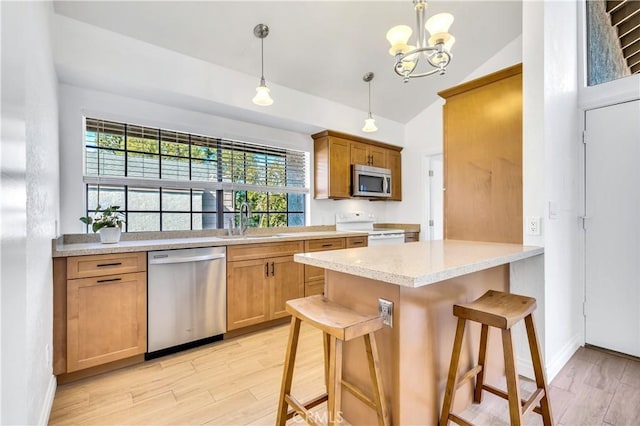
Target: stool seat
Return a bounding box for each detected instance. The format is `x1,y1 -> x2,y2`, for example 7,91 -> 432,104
277,295 -> 390,426
286,295 -> 383,341
453,290 -> 537,329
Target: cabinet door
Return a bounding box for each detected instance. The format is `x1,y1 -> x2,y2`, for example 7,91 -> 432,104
369,146 -> 387,168
227,259 -> 269,331
387,150 -> 402,201
350,141 -> 369,165
67,272 -> 147,372
327,138 -> 351,198
270,256 -> 304,319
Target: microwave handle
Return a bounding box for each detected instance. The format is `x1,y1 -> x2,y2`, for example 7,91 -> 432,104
384,176 -> 390,194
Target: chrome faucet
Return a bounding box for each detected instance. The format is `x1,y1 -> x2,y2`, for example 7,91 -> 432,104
239,202 -> 251,236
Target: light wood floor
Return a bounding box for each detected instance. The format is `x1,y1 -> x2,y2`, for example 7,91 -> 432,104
50,324 -> 640,425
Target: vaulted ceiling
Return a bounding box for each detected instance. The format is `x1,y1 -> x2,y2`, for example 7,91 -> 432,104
52,1 -> 522,124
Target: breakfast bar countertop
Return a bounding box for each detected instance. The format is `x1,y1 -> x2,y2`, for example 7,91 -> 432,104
293,239 -> 543,288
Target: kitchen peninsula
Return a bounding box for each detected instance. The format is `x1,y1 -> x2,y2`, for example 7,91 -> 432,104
294,239 -> 544,425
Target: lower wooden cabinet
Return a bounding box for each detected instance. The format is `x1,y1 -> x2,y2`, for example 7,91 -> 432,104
67,271 -> 147,372
54,252 -> 148,378
227,242 -> 304,331
303,237 -> 348,297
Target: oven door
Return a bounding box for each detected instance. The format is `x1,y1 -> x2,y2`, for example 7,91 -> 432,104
352,166 -> 392,197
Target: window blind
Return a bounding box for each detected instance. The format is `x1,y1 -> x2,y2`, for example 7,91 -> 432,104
84,118 -> 309,194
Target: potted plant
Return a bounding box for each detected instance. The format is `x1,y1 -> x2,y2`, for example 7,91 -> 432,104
79,205 -> 125,244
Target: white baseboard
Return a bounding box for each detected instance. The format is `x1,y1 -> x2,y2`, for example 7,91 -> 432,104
38,375 -> 56,425
545,332 -> 582,382
517,332 -> 582,383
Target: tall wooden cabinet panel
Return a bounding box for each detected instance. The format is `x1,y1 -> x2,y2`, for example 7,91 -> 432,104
227,241 -> 304,331
439,64 -> 523,244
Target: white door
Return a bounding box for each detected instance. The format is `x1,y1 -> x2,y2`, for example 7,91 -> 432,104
585,100 -> 640,357
425,154 -> 443,240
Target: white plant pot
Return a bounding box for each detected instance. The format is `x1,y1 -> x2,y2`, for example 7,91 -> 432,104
99,227 -> 121,244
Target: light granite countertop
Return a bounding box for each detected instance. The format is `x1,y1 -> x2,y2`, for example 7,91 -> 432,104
52,230 -> 369,257
293,239 -> 543,288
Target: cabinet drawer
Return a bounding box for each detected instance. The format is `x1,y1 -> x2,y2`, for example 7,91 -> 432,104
346,236 -> 368,248
67,252 -> 146,279
304,264 -> 325,282
304,238 -> 346,252
227,241 -> 304,262
305,280 -> 325,297
404,232 -> 419,242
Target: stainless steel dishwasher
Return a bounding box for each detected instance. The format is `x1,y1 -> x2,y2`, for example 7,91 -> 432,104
147,246 -> 226,358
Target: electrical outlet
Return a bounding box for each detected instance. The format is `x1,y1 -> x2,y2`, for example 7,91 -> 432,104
526,216 -> 541,236
378,298 -> 394,327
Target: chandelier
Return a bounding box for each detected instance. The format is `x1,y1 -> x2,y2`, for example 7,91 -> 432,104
386,0 -> 455,82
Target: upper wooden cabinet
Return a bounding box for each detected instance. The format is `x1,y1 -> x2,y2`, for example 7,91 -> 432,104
439,64 -> 523,244
350,141 -> 387,168
313,134 -> 351,199
312,130 -> 402,200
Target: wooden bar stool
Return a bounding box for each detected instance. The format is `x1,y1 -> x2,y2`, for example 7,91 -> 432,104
440,290 -> 553,426
276,295 -> 390,426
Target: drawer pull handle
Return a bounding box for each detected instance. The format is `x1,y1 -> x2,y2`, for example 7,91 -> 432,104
353,241 -> 363,245
321,244 -> 332,247
96,262 -> 122,267
97,278 -> 122,283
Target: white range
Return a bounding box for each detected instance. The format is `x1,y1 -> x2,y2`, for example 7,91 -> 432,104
335,212 -> 405,246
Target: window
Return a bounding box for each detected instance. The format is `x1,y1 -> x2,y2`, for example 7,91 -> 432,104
84,118 -> 308,232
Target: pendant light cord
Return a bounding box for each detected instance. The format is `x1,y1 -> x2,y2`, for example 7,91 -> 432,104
368,80 -> 372,118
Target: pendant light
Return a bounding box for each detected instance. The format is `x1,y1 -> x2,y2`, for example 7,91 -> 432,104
252,24 -> 273,106
362,72 -> 378,133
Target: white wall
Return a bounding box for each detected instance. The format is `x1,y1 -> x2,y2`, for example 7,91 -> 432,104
58,85 -> 393,233
53,13 -> 407,234
1,1 -> 59,424
522,1 -> 581,379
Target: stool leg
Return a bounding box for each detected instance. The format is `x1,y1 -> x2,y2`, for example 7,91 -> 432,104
323,332 -> 331,391
474,324 -> 489,403
327,336 -> 343,425
501,328 -> 523,426
439,317 -> 466,426
364,333 -> 390,426
276,316 -> 302,426
525,314 -> 554,426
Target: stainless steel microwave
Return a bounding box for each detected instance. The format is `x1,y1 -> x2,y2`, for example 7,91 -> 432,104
352,164 -> 392,198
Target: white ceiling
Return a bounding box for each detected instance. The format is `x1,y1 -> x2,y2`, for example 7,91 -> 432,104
52,1 -> 522,124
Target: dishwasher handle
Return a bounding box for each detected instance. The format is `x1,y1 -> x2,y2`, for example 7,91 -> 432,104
149,252 -> 225,265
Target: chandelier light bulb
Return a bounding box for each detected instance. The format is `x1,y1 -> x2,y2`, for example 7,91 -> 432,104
252,84 -> 274,106
425,12 -> 454,36
386,25 -> 413,56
